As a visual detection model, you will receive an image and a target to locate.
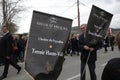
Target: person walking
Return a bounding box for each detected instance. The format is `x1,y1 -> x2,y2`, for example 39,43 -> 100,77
101,32 -> 120,80
109,34 -> 115,51
18,34 -> 26,62
79,24 -> 101,80
103,36 -> 109,53
12,36 -> 20,63
0,26 -> 21,80
70,34 -> 79,56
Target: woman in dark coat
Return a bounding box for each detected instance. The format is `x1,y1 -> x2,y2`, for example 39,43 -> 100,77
102,32 -> 120,80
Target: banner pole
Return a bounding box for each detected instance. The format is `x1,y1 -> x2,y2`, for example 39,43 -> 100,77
81,51 -> 91,77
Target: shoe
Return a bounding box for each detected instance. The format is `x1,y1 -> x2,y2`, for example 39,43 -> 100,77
17,67 -> 21,74
0,75 -> 7,80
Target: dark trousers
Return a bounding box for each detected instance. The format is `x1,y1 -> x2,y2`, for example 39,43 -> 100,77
110,44 -> 114,51
81,61 -> 96,80
2,55 -> 21,76
104,45 -> 108,52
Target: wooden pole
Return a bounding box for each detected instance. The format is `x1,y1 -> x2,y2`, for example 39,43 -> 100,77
77,0 -> 80,33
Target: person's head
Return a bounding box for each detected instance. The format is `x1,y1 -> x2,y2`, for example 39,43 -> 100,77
2,26 -> 9,33
80,24 -> 87,33
115,32 -> 120,50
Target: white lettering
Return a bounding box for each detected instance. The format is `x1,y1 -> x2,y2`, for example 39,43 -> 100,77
36,21 -> 68,31
88,30 -> 103,38
32,48 -> 45,55
38,37 -> 64,44
32,48 -> 63,56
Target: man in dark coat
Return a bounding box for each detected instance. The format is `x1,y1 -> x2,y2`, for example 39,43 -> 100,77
79,24 -> 101,80
0,26 -> 21,80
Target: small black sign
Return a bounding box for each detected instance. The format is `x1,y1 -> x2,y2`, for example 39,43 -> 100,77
86,5 -> 113,46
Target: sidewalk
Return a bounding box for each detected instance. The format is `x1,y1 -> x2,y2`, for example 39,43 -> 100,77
0,63 -> 33,80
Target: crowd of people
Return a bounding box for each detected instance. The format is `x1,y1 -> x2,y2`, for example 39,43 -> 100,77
0,25 -> 119,80
101,31 -> 120,80
103,34 -> 115,52
0,26 -> 27,80
65,24 -> 120,80
66,33 -> 80,56
66,29 -> 115,57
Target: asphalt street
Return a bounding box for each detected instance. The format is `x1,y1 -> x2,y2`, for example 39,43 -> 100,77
0,46 -> 120,80
58,46 -> 120,80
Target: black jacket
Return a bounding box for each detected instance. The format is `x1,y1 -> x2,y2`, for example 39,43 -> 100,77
79,33 -> 101,63
102,58 -> 120,80
0,32 -> 13,58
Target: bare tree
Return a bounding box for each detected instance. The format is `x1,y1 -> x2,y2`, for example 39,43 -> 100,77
0,0 -> 25,33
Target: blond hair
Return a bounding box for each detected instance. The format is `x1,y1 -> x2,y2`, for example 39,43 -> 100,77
115,32 -> 120,50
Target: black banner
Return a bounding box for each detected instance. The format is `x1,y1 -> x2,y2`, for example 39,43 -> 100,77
25,11 -> 72,80
86,5 -> 113,46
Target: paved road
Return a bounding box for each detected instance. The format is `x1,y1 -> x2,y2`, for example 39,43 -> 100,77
58,47 -> 120,80
0,47 -> 119,80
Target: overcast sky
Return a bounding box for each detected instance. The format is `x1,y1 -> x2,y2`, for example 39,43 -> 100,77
18,0 -> 120,33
